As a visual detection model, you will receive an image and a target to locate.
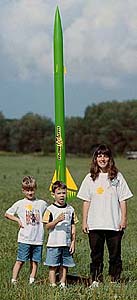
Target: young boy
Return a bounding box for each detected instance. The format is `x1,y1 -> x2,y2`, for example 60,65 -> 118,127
43,180 -> 78,288
5,176 -> 47,285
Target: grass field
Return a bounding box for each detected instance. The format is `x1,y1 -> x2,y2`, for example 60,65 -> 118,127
0,154 -> 137,300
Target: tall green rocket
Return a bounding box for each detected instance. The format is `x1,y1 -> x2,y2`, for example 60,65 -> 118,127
50,7 -> 77,198
54,6 -> 66,183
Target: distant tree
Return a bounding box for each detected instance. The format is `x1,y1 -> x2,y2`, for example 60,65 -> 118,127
43,135 -> 55,155
9,119 -> 21,152
0,112 -> 10,151
84,100 -> 137,154
9,113 -> 54,153
0,99 -> 137,155
65,117 -> 86,154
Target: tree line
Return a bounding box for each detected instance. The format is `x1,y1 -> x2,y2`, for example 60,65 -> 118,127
0,100 -> 137,155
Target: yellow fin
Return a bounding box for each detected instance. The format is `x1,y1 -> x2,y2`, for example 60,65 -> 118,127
49,168 -> 77,199
66,167 -> 77,191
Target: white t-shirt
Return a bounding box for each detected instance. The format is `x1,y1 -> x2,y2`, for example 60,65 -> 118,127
6,198 -> 47,245
43,203 -> 78,247
77,172 -> 133,231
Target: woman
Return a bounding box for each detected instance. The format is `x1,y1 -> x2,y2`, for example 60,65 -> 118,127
77,144 -> 133,286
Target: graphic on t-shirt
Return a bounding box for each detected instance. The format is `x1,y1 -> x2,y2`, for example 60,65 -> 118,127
25,205 -> 40,225
96,186 -> 104,194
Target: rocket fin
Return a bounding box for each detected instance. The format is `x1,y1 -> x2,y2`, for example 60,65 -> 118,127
49,167 -> 78,199
66,167 -> 77,191
49,170 -> 57,191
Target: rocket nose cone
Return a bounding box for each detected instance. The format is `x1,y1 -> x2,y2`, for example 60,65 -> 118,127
54,6 -> 61,25
56,6 -> 59,14
54,6 -> 63,41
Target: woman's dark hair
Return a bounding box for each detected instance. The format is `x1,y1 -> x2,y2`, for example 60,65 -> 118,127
90,144 -> 118,181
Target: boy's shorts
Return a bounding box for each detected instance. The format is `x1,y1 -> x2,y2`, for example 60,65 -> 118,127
17,242 -> 43,263
44,246 -> 75,267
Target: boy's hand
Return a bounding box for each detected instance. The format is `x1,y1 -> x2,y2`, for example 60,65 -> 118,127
69,241 -> 75,254
45,212 -> 65,230
56,213 -> 65,223
18,219 -> 24,228
5,213 -> 24,228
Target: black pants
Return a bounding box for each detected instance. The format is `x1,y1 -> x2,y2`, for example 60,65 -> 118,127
88,230 -> 124,282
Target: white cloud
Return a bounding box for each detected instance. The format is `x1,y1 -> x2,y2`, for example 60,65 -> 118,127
0,0 -> 53,79
0,0 -> 137,89
65,0 -> 137,87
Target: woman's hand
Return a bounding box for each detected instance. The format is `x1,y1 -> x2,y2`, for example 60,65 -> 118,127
82,221 -> 89,233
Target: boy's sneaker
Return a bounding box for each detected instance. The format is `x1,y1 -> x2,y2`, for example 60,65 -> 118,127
50,283 -> 57,288
29,277 -> 35,284
89,280 -> 99,288
59,282 -> 67,289
11,279 -> 17,285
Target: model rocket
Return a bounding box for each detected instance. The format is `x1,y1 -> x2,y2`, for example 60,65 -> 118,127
54,6 -> 66,183
50,7 -> 77,198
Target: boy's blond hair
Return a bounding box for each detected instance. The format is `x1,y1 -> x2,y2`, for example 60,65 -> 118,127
22,176 -> 37,190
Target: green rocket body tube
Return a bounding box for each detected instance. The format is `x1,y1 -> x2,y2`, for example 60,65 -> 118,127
54,7 -> 66,183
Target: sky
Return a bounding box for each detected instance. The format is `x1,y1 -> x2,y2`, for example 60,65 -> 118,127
0,0 -> 137,121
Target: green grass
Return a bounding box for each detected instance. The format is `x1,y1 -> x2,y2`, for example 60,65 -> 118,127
0,155 -> 137,299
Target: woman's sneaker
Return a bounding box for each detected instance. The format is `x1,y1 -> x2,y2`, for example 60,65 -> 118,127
89,281 -> 99,288
29,277 -> 35,284
11,279 -> 17,285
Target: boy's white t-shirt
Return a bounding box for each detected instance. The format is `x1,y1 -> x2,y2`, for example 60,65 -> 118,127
43,203 -> 78,247
6,198 -> 47,245
77,172 -> 133,231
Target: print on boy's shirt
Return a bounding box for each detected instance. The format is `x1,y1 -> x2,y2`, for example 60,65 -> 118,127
96,186 -> 104,195
25,207 -> 40,225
